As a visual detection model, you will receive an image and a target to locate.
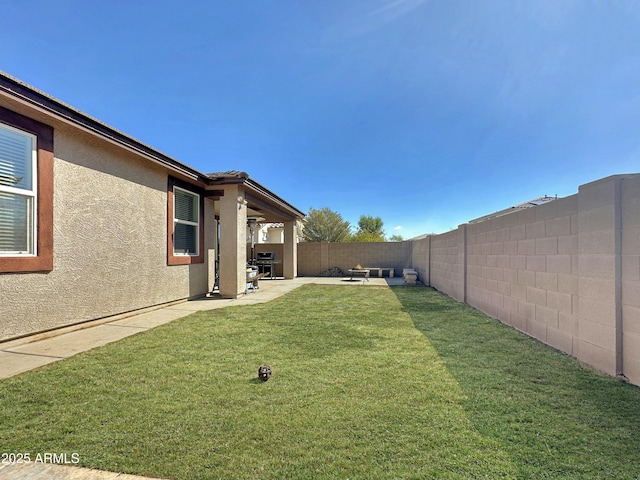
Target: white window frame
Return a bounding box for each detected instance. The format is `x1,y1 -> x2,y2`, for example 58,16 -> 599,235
0,122 -> 38,257
173,186 -> 200,257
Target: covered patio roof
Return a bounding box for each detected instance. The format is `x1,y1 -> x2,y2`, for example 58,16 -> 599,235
207,170 -> 305,223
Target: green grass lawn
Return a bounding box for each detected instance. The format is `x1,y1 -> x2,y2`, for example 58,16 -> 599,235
1,284 -> 639,479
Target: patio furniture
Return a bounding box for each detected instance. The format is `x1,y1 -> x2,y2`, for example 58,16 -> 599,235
246,267 -> 268,293
364,267 -> 394,278
348,269 -> 370,282
402,269 -> 418,285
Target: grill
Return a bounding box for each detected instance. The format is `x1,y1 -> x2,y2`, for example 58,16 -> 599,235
256,252 -> 281,279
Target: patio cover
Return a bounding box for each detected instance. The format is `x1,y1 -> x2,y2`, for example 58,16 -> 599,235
206,170 -> 305,223
206,171 -> 305,298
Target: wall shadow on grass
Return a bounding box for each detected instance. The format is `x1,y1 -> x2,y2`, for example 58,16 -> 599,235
390,285 -> 640,479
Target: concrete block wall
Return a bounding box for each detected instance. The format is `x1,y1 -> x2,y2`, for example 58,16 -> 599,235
464,193 -> 579,357
294,174 -> 640,386
297,241 -> 410,277
297,242 -> 323,277
576,177 -> 622,377
412,174 -> 640,386
430,229 -> 465,302
410,236 -> 430,285
621,175 -> 640,384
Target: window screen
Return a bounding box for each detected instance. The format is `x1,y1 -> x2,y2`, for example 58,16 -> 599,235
0,123 -> 36,255
173,187 -> 199,255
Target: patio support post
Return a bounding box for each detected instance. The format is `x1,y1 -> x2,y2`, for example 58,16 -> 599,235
219,184 -> 247,298
283,220 -> 297,279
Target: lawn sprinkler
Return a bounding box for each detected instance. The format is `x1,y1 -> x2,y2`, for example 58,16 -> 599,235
258,364 -> 272,381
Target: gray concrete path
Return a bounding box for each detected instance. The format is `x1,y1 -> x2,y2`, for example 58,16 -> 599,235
0,463 -> 168,480
0,275 -> 402,480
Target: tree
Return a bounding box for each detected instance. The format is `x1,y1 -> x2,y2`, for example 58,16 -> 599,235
351,215 -> 385,242
388,234 -> 404,242
302,207 -> 352,242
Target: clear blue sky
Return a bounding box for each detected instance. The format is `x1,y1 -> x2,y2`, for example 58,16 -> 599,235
2,1 -> 639,238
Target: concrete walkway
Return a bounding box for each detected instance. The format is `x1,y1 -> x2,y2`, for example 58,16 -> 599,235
0,463 -> 169,480
0,275 -> 402,480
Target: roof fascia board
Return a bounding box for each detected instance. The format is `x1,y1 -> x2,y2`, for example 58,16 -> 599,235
1,73 -> 306,218
245,178 -> 305,219
207,173 -> 305,219
207,177 -> 246,186
0,74 -> 207,184
244,192 -> 295,221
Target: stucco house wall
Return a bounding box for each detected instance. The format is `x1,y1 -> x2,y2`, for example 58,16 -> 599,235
256,224 -> 284,243
0,117 -> 214,341
0,73 -> 304,342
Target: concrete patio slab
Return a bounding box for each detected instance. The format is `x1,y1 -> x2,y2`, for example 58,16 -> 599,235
0,462 -> 167,480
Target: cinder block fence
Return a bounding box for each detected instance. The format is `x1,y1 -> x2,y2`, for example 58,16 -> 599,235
297,241 -> 412,277
297,174 -> 640,387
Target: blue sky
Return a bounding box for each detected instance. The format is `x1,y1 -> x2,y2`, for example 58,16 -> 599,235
2,1 -> 640,238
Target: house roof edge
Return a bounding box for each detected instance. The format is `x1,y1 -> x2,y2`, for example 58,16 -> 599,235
0,71 -> 306,220
0,71 -> 208,183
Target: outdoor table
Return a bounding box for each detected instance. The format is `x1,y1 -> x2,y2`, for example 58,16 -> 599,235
348,269 -> 370,282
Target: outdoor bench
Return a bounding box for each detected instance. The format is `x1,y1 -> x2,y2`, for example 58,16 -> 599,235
364,267 -> 394,278
402,269 -> 418,285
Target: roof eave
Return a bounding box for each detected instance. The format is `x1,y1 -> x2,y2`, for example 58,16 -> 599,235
245,178 -> 305,219
1,72 -> 306,220
206,172 -> 305,220
0,71 -> 208,183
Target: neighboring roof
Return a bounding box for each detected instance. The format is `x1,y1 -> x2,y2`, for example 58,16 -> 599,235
0,72 -> 305,220
468,195 -> 557,224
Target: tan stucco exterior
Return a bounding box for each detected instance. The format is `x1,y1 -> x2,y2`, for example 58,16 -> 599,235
0,73 -> 304,341
0,122 -> 214,340
219,184 -> 248,298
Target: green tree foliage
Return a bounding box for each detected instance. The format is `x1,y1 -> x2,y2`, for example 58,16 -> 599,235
388,234 -> 404,242
351,215 -> 385,242
302,207 -> 352,242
